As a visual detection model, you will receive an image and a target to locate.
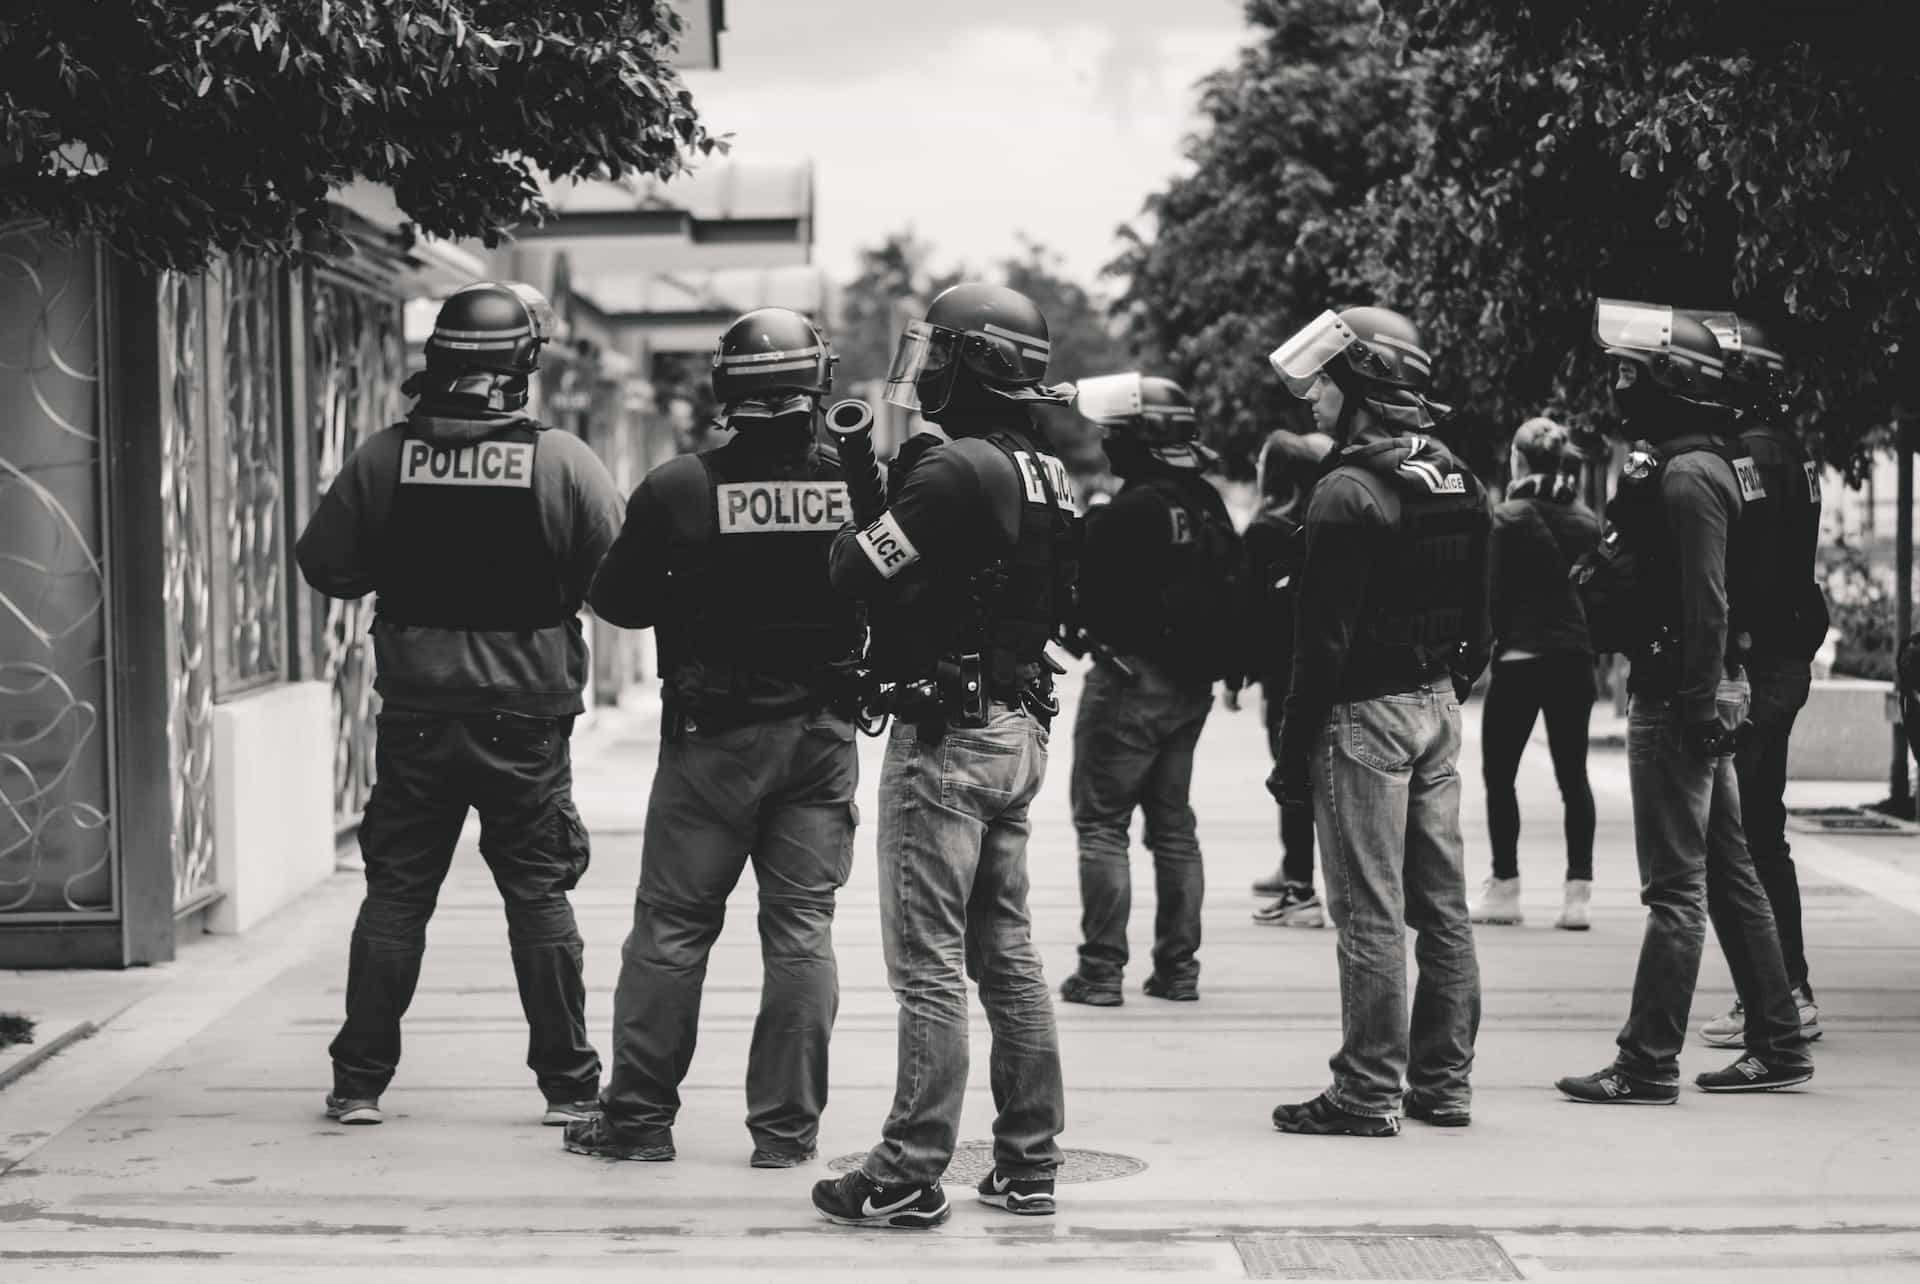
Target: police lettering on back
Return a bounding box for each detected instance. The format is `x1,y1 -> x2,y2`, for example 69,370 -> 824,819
400,439 -> 534,489
716,480 -> 850,534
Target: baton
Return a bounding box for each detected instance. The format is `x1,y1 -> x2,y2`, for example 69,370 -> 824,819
826,399 -> 887,526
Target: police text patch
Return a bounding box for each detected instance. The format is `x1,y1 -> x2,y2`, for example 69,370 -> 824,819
716,481 -> 850,534
1013,450 -> 1075,508
1803,460 -> 1821,502
399,440 -> 534,489
1733,456 -> 1767,503
854,511 -> 920,578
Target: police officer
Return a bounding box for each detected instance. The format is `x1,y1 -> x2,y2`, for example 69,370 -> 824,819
1247,428 -> 1334,925
297,281 -> 624,1128
1557,300 -> 1812,1103
1265,306 -> 1490,1137
562,308 -> 865,1168
811,282 -> 1076,1229
1055,373 -> 1240,1006
1679,313 -> 1830,1052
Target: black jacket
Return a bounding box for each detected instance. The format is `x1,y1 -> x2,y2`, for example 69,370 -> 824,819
1489,480 -> 1602,660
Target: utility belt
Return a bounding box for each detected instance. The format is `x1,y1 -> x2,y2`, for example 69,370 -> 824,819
883,651 -> 1059,735
662,659 -> 878,741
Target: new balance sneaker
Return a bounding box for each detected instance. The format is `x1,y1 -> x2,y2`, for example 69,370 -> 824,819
1059,973 -> 1123,1007
750,1146 -> 817,1170
1554,1066 -> 1678,1105
323,1094 -> 382,1125
1402,1095 -> 1471,1128
1253,883 -> 1325,928
977,1168 -> 1056,1216
1142,973 -> 1199,1002
1272,1093 -> 1399,1137
1468,875 -> 1524,925
542,1099 -> 602,1127
1695,1055 -> 1813,1093
1555,879 -> 1593,931
561,1115 -> 675,1161
812,1170 -> 950,1229
1699,989 -> 1823,1050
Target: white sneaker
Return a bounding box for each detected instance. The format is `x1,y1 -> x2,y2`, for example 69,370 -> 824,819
1253,883 -> 1325,928
1555,879 -> 1592,931
1700,990 -> 1823,1049
1796,987 -> 1824,1042
1468,876 -> 1523,925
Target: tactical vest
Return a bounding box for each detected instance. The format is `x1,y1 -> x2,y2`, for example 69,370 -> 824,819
1736,424 -> 1829,661
867,429 -> 1078,691
1349,444 -> 1489,670
377,422 -> 569,630
656,444 -> 863,698
1571,436 -> 1756,658
1122,474 -> 1243,682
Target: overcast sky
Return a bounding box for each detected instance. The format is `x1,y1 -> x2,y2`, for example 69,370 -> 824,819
677,0 -> 1250,291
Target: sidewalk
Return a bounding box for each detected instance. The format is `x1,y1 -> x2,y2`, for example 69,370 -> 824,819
2,671 -> 1917,1281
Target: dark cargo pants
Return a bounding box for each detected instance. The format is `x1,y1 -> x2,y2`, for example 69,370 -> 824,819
1734,656 -> 1814,996
601,709 -> 858,1154
1071,658 -> 1213,988
331,709 -> 599,1102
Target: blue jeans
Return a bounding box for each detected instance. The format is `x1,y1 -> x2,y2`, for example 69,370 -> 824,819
863,707 -> 1065,1187
1615,687 -> 1809,1083
1313,684 -> 1479,1117
601,710 -> 858,1152
1070,659 -> 1212,986
1735,657 -> 1813,995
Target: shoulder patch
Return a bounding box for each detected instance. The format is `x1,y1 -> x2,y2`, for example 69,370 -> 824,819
399,438 -> 534,489
716,480 -> 850,533
1168,506 -> 1194,545
1011,449 -> 1075,508
1732,455 -> 1767,503
853,511 -> 920,578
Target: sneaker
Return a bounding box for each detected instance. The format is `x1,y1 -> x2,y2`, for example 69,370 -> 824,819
1699,990 -> 1824,1050
542,1099 -> 602,1127
1402,1095 -> 1471,1128
1695,1055 -> 1813,1093
1272,1093 -> 1399,1137
750,1146 -> 817,1169
1253,883 -> 1325,928
1059,973 -> 1123,1007
977,1168 -> 1056,1216
812,1170 -> 950,1229
323,1094 -> 382,1125
1252,867 -> 1291,896
1554,1066 -> 1678,1105
1468,875 -> 1524,925
561,1115 -> 675,1161
1142,973 -> 1199,1002
1555,879 -> 1592,931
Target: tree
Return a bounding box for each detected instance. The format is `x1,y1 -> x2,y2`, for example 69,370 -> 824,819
829,230 -> 965,398
1346,0 -> 1920,476
1106,0 -> 1428,475
0,1 -> 717,272
997,235 -> 1134,478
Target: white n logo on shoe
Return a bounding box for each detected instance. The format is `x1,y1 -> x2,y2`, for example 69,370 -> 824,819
1737,1058 -> 1766,1080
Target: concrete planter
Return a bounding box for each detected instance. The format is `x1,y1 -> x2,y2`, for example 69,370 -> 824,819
1786,677 -> 1898,782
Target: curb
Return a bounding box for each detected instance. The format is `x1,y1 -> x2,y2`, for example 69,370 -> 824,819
0,1021 -> 100,1093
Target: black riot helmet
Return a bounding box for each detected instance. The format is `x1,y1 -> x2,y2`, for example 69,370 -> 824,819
1594,299 -> 1728,408
1268,305 -> 1449,429
410,281 -> 555,413
1074,371 -> 1219,471
711,307 -> 835,421
1679,309 -> 1789,418
882,282 -> 1073,421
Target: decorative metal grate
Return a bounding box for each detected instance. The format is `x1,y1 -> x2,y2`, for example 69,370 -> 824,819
0,224 -> 116,918
211,255 -> 287,697
827,1143 -> 1146,1187
1786,806 -> 1918,837
158,272 -> 219,912
307,273 -> 405,829
1232,1233 -> 1522,1281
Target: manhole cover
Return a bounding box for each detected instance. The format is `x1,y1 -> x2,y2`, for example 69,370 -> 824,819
1233,1233 -> 1521,1281
1786,807 -> 1917,837
826,1142 -> 1145,1186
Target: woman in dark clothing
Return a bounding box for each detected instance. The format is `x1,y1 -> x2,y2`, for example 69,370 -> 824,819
1470,417 -> 1604,930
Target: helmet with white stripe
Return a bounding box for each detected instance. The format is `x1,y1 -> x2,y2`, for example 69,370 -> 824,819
883,282 -> 1072,419
413,281 -> 555,412
1269,305 -> 1437,403
1595,300 -> 1727,405
712,308 -> 835,418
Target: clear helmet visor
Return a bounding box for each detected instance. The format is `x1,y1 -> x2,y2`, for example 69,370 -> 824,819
1268,311 -> 1359,397
1072,372 -> 1145,423
504,282 -> 558,344
1593,299 -> 1673,354
881,319 -> 960,411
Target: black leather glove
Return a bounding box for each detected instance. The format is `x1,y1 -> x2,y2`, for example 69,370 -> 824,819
1450,670 -> 1474,704
1683,718 -> 1734,760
